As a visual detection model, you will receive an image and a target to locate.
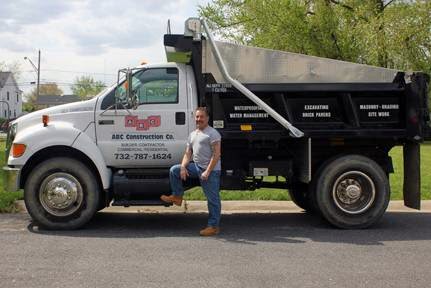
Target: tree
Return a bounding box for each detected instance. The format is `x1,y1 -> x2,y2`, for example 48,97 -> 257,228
25,82 -> 64,109
28,82 -> 63,97
199,0 -> 430,104
71,76 -> 105,100
22,102 -> 37,113
0,61 -> 21,80
199,0 -> 430,74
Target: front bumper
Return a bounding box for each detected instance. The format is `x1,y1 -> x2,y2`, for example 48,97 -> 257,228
3,166 -> 20,192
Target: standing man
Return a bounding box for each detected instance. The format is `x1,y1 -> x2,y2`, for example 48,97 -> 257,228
161,107 -> 222,236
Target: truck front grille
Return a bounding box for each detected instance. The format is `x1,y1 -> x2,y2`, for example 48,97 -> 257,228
5,123 -> 17,163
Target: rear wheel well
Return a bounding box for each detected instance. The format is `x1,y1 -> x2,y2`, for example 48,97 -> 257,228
20,146 -> 104,193
311,147 -> 394,178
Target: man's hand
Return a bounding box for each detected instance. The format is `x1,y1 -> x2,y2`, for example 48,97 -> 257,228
201,170 -> 210,181
180,166 -> 189,181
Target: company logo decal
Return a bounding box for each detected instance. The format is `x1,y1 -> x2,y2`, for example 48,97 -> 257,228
125,115 -> 161,131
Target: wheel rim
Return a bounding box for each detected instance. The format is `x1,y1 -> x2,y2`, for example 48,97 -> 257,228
39,172 -> 83,217
332,171 -> 376,215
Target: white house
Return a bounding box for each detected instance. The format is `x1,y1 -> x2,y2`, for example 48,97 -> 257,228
0,72 -> 23,119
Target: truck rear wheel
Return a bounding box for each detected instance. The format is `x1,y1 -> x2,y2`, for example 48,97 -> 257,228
289,182 -> 323,214
24,157 -> 100,230
289,182 -> 317,212
288,183 -> 309,210
315,155 -> 390,229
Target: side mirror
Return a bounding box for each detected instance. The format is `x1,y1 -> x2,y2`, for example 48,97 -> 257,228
114,68 -> 139,110
126,70 -> 139,110
114,83 -> 127,106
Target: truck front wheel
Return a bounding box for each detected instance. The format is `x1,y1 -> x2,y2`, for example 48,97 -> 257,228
24,157 -> 100,229
315,155 -> 390,229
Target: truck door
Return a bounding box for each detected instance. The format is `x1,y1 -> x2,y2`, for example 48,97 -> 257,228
95,65 -> 189,167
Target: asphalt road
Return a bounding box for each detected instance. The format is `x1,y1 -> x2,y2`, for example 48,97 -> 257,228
1,211 -> 431,288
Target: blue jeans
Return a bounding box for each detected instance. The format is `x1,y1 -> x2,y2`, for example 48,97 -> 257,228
170,163 -> 221,227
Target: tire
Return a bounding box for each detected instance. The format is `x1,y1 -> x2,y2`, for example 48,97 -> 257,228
315,155 -> 390,229
97,191 -> 109,211
24,157 -> 100,230
288,182 -> 311,211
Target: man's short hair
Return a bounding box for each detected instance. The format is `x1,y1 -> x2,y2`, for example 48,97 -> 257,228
195,106 -> 209,116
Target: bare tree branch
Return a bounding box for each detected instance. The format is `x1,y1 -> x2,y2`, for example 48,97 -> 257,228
383,0 -> 396,10
217,19 -> 252,28
327,0 -> 370,22
331,32 -> 343,59
328,0 -> 354,11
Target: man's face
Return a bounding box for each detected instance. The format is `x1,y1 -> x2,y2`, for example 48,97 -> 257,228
195,110 -> 209,130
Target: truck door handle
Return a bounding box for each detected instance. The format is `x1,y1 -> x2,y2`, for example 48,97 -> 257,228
175,112 -> 186,125
98,120 -> 114,125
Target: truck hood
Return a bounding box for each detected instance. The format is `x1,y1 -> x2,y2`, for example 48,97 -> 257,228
12,97 -> 98,132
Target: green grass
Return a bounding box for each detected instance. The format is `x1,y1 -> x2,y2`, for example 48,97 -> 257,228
0,191 -> 23,213
0,139 -> 24,212
185,176 -> 290,201
184,187 -> 290,201
185,144 -> 431,201
389,144 -> 431,200
0,139 -> 429,211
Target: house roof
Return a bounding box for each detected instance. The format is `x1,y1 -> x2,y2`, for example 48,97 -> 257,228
36,94 -> 80,105
0,72 -> 12,88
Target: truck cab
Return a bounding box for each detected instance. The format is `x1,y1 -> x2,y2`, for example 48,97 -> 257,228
95,63 -> 195,168
4,62 -> 200,228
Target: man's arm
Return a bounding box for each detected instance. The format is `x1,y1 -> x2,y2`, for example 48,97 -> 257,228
201,141 -> 221,181
180,147 -> 192,180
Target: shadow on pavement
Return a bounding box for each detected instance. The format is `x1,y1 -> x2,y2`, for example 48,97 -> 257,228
26,211 -> 431,246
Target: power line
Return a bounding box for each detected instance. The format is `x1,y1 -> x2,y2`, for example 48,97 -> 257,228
2,81 -> 111,88
21,69 -> 116,76
50,82 -> 109,87
43,69 -> 116,76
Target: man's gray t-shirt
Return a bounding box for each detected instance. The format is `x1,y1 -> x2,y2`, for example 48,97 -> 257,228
187,126 -> 221,171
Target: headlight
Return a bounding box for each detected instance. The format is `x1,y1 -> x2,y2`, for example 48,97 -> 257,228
5,123 -> 17,162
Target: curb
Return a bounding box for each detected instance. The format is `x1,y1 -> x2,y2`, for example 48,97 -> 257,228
14,200 -> 431,214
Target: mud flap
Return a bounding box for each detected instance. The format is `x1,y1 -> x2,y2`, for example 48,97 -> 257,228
403,142 -> 421,209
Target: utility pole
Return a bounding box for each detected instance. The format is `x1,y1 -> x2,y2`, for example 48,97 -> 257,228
24,49 -> 41,99
37,50 -> 40,100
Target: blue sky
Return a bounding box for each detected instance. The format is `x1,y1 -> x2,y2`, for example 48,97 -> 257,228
0,0 -> 210,96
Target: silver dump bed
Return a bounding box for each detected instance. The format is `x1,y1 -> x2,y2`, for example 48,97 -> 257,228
202,41 -> 399,84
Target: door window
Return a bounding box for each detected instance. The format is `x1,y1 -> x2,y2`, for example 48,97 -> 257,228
100,68 -> 178,109
133,68 -> 178,105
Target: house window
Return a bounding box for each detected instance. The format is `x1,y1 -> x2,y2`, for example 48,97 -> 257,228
16,93 -> 18,102
7,92 -> 9,101
9,110 -> 11,117
4,110 -> 6,118
14,110 -> 16,117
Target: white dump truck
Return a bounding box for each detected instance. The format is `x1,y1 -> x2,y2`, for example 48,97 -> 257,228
3,18 -> 430,229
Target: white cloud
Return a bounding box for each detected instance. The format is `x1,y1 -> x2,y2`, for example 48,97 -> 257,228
0,34 -> 33,52
0,0 -> 72,33
0,0 -> 210,95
